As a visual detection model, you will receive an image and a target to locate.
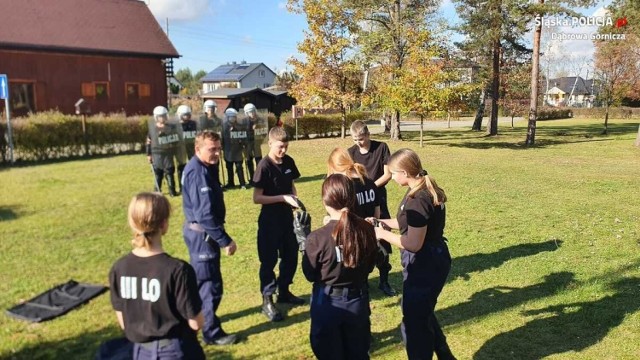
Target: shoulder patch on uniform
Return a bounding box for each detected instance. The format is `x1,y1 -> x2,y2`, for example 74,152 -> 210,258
284,169 -> 292,174
200,187 -> 212,193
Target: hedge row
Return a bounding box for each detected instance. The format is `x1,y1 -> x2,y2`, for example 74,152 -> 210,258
0,110 -> 371,164
569,107 -> 640,119
536,108 -> 573,120
0,111 -> 147,163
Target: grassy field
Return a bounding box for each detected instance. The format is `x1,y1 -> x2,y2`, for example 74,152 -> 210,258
1,118 -> 639,359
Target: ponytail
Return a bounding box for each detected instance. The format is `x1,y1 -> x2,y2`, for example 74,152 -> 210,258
332,208 -> 377,268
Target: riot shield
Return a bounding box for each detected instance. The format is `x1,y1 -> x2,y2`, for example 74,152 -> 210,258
180,116 -> 198,160
198,113 -> 223,135
222,113 -> 246,163
148,117 -> 187,170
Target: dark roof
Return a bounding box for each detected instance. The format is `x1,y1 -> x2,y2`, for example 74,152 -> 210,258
202,87 -> 275,99
548,77 -> 591,95
0,0 -> 179,58
201,62 -> 274,82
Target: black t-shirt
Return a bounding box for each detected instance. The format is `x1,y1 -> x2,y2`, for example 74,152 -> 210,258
253,155 -> 300,214
302,220 -> 375,288
396,189 -> 446,281
353,177 -> 380,219
348,140 -> 390,183
109,253 -> 202,343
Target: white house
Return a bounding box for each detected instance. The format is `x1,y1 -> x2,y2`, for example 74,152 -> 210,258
201,61 -> 276,93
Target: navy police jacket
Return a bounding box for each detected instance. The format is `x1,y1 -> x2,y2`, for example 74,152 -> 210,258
182,156 -> 232,248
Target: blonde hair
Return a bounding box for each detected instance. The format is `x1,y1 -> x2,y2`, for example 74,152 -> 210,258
269,126 -> 289,142
388,148 -> 447,205
128,192 -> 171,249
350,120 -> 369,137
326,147 -> 368,184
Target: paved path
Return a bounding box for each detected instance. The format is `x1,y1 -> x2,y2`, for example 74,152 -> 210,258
367,117 -> 523,134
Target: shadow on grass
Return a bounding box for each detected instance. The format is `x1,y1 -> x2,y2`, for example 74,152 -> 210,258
295,173 -> 326,184
445,137 -> 613,150
0,205 -> 22,221
473,277 -> 640,360
0,150 -> 141,169
438,271 -> 576,327
450,240 -> 563,282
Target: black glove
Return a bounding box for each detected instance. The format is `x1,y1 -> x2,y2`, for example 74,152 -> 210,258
376,240 -> 389,268
292,198 -> 311,252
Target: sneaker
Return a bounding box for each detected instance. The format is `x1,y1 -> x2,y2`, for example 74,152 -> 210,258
240,185 -> 247,190
277,290 -> 306,305
205,333 -> 237,346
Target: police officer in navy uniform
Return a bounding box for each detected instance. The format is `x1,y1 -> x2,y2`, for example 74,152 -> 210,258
198,100 -> 222,185
370,149 -> 456,360
303,174 -> 378,359
147,106 -> 185,197
181,130 -> 238,346
222,108 -> 248,189
177,105 -> 198,193
242,103 -> 267,183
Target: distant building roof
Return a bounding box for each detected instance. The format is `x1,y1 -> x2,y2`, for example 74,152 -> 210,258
0,0 -> 179,58
201,62 -> 275,82
548,77 -> 592,95
202,87 -> 276,99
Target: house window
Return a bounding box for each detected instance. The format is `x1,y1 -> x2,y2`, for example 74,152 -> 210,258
95,82 -> 109,100
125,83 -> 151,99
81,82 -> 110,100
126,83 -> 139,100
259,70 -> 266,78
9,81 -> 36,116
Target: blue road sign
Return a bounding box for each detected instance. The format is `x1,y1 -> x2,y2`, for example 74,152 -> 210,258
0,74 -> 8,100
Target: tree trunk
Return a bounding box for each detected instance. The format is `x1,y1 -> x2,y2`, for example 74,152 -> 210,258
420,114 -> 424,148
487,36 -> 500,136
472,89 -> 486,131
341,107 -> 347,139
603,104 -> 609,135
390,109 -> 402,140
526,1 -> 544,146
635,124 -> 640,147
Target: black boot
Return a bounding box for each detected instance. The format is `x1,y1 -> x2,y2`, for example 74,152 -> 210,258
378,270 -> 397,296
262,294 -> 283,322
153,168 -> 163,193
435,343 -> 457,360
277,289 -> 305,305
166,174 -> 178,197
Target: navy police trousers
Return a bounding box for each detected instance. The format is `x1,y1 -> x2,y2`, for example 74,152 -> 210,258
133,337 -> 204,360
401,240 -> 452,359
310,283 -> 371,360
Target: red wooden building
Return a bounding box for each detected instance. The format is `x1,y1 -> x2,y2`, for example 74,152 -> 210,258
0,0 -> 179,117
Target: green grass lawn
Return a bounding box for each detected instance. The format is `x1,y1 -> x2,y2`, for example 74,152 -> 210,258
1,118 -> 639,359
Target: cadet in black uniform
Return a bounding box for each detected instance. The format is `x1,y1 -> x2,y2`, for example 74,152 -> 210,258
252,127 -> 305,322
348,120 -> 395,296
303,174 -> 378,359
370,148 -> 456,360
327,147 -> 380,220
181,131 -> 238,346
177,105 -> 198,192
109,192 -> 205,359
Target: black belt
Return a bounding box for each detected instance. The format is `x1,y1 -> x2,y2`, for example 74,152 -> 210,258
324,285 -> 366,298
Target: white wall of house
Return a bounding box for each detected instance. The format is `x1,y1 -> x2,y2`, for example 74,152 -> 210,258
240,64 -> 275,89
202,81 -> 240,93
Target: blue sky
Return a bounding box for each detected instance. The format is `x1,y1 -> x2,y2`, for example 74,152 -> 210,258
147,0 -> 613,78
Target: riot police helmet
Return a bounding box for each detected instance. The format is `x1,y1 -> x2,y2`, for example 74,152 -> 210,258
177,104 -> 192,117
